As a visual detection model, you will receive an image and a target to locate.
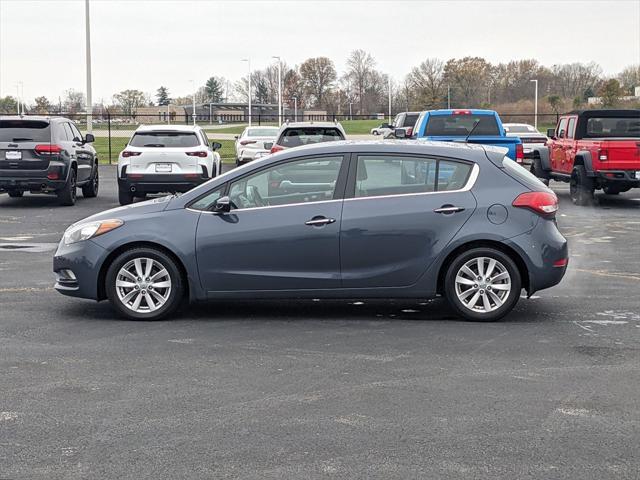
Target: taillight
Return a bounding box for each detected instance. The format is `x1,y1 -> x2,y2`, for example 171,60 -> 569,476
515,143 -> 524,163
512,191 -> 558,216
121,151 -> 141,158
240,140 -> 257,146
452,110 -> 472,115
553,258 -> 568,268
35,144 -> 62,155
598,149 -> 608,161
186,151 -> 208,157
47,172 -> 59,180
270,145 -> 285,154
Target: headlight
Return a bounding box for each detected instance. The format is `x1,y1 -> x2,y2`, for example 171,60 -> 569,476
63,219 -> 123,245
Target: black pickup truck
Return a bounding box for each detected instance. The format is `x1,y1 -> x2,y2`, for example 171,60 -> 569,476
0,116 -> 99,206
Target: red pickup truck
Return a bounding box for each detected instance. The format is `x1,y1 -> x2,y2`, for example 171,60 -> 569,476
530,109 -> 640,205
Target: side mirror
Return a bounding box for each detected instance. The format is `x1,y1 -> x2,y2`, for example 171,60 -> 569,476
234,135 -> 239,140
84,133 -> 95,143
394,128 -> 407,139
213,196 -> 231,213
546,128 -> 555,138
211,141 -> 222,151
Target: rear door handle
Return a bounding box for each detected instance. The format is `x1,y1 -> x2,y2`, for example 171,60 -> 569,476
434,206 -> 465,214
305,216 -> 336,226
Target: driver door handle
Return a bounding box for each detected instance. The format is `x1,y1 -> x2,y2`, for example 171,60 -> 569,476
434,206 -> 465,214
305,216 -> 336,226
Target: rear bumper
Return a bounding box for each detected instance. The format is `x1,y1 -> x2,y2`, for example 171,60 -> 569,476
595,170 -> 640,186
118,173 -> 209,194
0,164 -> 68,192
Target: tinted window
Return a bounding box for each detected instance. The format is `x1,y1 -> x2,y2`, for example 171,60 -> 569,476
425,114 -> 499,136
277,127 -> 344,147
130,132 -> 200,148
0,120 -> 51,142
567,117 -> 576,139
354,155 -> 472,198
190,188 -> 223,211
229,156 -> 343,209
247,128 -> 279,137
585,116 -> 640,138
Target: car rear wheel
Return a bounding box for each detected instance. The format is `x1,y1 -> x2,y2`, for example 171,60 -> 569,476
569,165 -> 595,206
118,187 -> 134,206
105,247 -> 184,320
8,190 -> 23,198
82,166 -> 99,198
57,168 -> 77,206
530,157 -> 550,186
444,248 -> 521,322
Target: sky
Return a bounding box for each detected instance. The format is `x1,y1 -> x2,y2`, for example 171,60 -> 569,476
0,0 -> 639,105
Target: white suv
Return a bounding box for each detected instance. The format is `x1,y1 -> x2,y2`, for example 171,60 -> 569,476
117,125 -> 221,205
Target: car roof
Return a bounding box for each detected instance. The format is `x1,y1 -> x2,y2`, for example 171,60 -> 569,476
135,124 -> 201,132
0,115 -> 67,123
428,109 -> 497,116
280,121 -> 344,129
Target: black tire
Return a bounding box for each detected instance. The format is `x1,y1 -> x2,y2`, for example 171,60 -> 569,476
530,157 -> 550,186
7,190 -> 23,198
569,165 -> 595,206
603,185 -> 620,195
118,187 -> 134,206
444,247 -> 522,322
105,247 -> 184,320
82,164 -> 99,198
57,168 -> 77,206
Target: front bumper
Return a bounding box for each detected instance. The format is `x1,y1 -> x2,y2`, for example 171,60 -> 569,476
118,173 -> 209,194
53,239 -> 109,300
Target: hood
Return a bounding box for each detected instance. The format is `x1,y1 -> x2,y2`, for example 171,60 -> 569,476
71,195 -> 173,226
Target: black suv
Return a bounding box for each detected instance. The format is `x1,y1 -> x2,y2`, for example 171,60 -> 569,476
0,116 -> 99,205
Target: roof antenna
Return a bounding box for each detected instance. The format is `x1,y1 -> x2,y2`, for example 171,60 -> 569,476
464,119 -> 481,143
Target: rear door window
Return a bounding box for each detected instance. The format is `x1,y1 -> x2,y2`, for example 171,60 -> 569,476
0,119 -> 51,142
277,127 -> 344,147
130,131 -> 200,148
425,114 -> 499,136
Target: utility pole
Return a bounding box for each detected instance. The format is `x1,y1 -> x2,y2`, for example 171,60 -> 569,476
15,83 -> 21,114
292,96 -> 297,122
242,58 -> 251,126
190,80 -> 196,126
447,85 -> 451,109
349,102 -> 353,121
530,79 -> 539,129
272,56 -> 282,126
85,0 -> 93,133
388,76 -> 392,123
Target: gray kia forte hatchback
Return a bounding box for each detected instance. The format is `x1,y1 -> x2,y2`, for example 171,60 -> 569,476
54,140 -> 568,321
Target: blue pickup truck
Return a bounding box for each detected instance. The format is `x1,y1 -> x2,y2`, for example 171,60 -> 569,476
399,109 -> 524,162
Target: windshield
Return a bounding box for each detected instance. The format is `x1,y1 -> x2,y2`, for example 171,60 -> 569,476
247,128 -> 279,137
585,117 -> 640,138
277,127 -> 344,147
130,131 -> 200,148
0,120 -> 51,142
425,114 -> 499,136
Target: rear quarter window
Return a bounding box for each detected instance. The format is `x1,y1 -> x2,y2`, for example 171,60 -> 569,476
0,120 -> 51,142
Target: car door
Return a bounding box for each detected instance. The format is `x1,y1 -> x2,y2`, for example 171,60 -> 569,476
550,117 -> 568,172
68,122 -> 93,182
340,153 -> 477,288
195,154 -> 348,294
562,116 -> 578,174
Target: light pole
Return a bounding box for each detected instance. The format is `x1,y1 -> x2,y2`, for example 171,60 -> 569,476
348,102 -> 353,121
209,103 -> 212,125
15,83 -> 22,114
530,79 -> 538,129
388,76 -> 392,123
85,0 -> 93,133
447,84 -> 451,109
241,58 -> 252,126
190,80 -> 196,126
292,96 -> 297,121
272,56 -> 282,126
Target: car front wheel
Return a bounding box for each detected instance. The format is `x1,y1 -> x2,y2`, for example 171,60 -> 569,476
105,247 -> 184,320
444,248 -> 521,322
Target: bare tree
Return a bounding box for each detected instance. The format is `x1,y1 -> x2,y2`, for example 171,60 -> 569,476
409,58 -> 446,109
550,62 -> 602,99
345,49 -> 377,114
299,57 -> 337,108
617,64 -> 640,95
443,57 -> 492,107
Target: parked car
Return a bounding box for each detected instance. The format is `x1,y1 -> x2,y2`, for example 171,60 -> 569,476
385,111 -> 421,138
117,125 -> 221,205
54,140 -> 568,322
370,123 -> 393,136
529,109 -> 640,205
270,122 -> 346,153
234,126 -> 279,166
0,115 -> 98,206
403,109 -> 524,162
503,123 -> 548,163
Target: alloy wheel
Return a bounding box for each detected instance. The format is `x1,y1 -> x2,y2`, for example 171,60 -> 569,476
115,257 -> 172,313
454,257 -> 511,313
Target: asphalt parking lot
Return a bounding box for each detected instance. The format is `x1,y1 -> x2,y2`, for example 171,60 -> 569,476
1,165 -> 639,479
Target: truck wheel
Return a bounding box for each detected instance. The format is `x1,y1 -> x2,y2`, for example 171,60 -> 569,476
569,165 -> 595,206
530,158 -> 550,186
57,168 -> 77,206
118,187 -> 134,206
603,186 -> 620,195
8,190 -> 23,198
82,166 -> 99,198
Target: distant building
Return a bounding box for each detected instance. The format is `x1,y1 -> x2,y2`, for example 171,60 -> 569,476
588,86 -> 640,105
